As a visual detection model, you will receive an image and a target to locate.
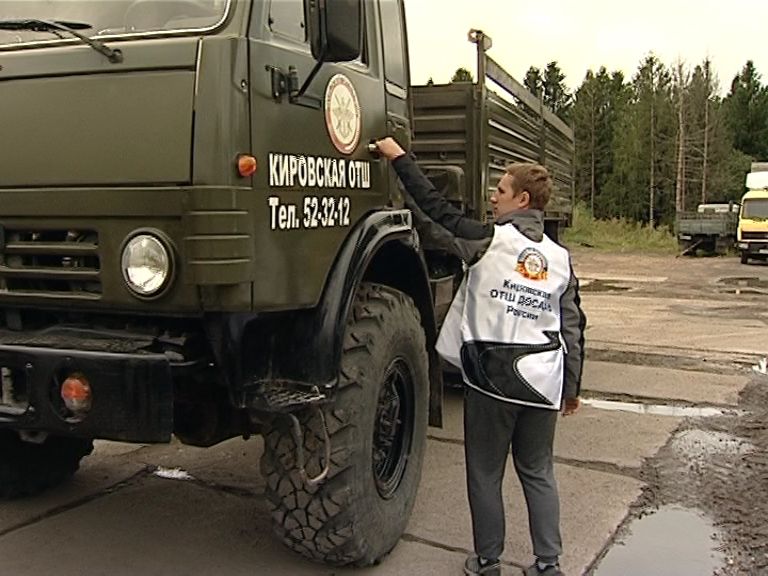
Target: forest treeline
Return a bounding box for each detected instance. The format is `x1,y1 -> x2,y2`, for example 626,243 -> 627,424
525,57 -> 767,227
455,56 -> 767,228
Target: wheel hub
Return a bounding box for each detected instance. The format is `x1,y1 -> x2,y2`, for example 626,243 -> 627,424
373,357 -> 414,499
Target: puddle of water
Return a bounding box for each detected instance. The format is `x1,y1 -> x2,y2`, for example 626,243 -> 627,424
719,288 -> 765,295
717,276 -> 768,295
153,467 -> 195,481
717,276 -> 768,289
582,399 -> 735,417
594,506 -> 723,576
583,274 -> 668,283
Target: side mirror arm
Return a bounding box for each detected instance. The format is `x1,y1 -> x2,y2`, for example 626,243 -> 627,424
266,63 -> 323,110
289,62 -> 324,109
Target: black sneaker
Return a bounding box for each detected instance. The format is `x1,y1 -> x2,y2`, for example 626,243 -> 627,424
464,554 -> 501,575
522,563 -> 564,576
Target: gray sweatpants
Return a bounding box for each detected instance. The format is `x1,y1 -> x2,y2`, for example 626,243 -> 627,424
464,387 -> 562,561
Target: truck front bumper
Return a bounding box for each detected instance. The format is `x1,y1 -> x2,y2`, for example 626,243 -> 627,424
0,341 -> 173,443
738,242 -> 768,256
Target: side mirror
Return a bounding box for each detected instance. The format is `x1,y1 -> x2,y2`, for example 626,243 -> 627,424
309,0 -> 362,63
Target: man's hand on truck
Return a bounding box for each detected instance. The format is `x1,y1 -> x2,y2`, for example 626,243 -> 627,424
375,137 -> 407,161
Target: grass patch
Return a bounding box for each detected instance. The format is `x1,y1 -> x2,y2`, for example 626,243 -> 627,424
562,203 -> 678,253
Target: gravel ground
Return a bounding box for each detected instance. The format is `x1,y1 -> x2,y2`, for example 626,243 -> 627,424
630,375 -> 768,575
708,378 -> 768,574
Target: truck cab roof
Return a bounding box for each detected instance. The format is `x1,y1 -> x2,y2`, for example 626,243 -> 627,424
742,189 -> 768,201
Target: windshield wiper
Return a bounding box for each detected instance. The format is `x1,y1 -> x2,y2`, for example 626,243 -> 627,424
0,19 -> 122,63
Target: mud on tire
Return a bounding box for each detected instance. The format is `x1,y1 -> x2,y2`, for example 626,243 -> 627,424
0,431 -> 93,499
261,283 -> 429,566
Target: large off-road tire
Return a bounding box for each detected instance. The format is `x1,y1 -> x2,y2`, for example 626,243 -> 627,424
261,283 -> 429,566
740,250 -> 749,264
0,431 -> 93,499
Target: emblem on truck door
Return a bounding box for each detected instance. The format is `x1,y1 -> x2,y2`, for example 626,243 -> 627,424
324,74 -> 361,155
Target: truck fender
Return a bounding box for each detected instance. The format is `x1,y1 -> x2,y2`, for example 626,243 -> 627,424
235,209 -> 443,427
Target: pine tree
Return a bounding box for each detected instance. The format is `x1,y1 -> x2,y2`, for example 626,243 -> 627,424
524,63 -> 572,123
572,67 -> 628,217
524,66 -> 543,97
672,60 -> 690,212
676,59 -> 753,210
723,61 -> 768,160
542,62 -> 572,122
573,70 -> 600,214
605,54 -> 676,226
451,67 -> 473,83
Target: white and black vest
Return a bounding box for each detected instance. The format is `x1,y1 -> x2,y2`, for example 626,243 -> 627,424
436,224 -> 572,409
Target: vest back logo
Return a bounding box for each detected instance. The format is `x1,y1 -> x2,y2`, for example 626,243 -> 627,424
324,74 -> 361,155
516,247 -> 548,281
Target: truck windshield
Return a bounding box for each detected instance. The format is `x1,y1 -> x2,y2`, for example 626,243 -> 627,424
742,199 -> 768,220
0,0 -> 230,46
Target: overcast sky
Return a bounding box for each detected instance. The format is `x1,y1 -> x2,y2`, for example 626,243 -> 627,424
403,0 -> 768,94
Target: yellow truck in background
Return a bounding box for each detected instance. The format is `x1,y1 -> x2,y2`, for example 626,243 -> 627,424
738,167 -> 768,264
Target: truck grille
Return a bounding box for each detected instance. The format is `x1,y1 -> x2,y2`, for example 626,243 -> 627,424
741,231 -> 768,240
0,228 -> 101,298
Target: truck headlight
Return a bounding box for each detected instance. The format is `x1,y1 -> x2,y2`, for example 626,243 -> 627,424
121,232 -> 173,297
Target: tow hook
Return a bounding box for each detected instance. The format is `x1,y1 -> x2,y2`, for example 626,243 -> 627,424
250,381 -> 331,486
287,407 -> 331,487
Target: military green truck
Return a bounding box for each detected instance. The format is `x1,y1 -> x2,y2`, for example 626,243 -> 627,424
0,0 -> 573,567
675,202 -> 739,255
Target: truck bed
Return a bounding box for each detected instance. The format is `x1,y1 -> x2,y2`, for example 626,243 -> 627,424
675,212 -> 738,236
410,77 -> 573,229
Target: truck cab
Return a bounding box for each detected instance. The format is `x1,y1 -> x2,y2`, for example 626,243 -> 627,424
0,0 -> 441,566
737,172 -> 768,264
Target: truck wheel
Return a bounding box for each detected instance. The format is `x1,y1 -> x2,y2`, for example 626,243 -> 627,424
741,251 -> 749,264
261,283 -> 428,566
0,431 -> 93,499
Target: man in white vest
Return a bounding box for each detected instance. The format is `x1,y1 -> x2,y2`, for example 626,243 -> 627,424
376,137 -> 586,576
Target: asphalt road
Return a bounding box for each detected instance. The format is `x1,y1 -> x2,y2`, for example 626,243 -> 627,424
1,250 -> 765,576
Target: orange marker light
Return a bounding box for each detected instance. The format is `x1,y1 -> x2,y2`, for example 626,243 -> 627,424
61,373 -> 92,414
237,154 -> 258,177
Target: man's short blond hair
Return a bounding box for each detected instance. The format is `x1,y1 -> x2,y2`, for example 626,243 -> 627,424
505,163 -> 552,210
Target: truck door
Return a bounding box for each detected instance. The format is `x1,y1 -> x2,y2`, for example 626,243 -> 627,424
378,0 -> 412,206
378,0 -> 411,148
247,0 -> 390,309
